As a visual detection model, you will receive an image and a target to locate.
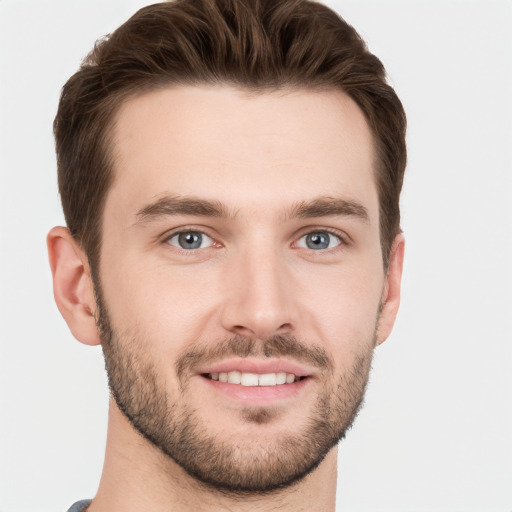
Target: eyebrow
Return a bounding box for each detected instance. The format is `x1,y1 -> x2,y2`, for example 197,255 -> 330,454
286,197 -> 369,222
134,195 -> 369,223
135,196 -> 233,222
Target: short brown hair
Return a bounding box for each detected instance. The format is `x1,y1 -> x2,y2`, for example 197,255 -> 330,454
55,0 -> 406,273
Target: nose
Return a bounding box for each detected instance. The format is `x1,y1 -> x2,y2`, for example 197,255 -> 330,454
220,245 -> 297,340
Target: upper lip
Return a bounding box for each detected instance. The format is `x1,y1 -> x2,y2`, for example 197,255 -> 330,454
196,358 -> 316,378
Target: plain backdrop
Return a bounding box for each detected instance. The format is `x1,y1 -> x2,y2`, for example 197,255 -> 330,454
0,1 -> 511,511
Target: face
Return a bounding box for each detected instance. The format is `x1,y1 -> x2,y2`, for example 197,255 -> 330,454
96,86 -> 389,492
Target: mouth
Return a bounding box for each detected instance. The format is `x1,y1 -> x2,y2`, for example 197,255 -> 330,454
203,371 -> 306,386
196,360 -> 313,404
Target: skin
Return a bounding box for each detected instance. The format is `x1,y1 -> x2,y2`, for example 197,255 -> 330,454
48,86 -> 404,512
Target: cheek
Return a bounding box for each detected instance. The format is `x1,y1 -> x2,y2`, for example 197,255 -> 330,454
99,254 -> 222,349
296,262 -> 383,353
99,240 -> 384,360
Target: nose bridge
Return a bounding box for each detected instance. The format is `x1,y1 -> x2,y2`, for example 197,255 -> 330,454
221,238 -> 296,339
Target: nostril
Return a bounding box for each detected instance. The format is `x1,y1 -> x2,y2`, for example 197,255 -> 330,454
230,325 -> 256,338
226,321 -> 294,341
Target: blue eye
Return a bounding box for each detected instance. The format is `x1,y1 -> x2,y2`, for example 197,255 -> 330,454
297,231 -> 341,250
167,231 -> 213,250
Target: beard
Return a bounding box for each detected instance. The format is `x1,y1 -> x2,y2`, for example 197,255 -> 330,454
95,286 -> 376,495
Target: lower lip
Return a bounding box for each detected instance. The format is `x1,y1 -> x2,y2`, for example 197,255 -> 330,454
199,375 -> 310,403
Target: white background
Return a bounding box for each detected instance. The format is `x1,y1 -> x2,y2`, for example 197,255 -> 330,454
0,1 -> 511,511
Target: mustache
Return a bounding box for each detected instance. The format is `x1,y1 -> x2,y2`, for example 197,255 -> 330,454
175,334 -> 334,381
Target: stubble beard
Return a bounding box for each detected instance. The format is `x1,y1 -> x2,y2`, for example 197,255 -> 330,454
95,289 -> 376,495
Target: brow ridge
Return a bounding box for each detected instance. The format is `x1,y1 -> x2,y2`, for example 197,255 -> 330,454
134,194 -> 369,223
285,196 -> 369,222
135,195 -> 232,222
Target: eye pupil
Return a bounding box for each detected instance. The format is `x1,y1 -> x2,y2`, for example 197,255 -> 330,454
178,232 -> 202,249
306,233 -> 330,250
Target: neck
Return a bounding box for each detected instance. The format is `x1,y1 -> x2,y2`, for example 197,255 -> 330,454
89,398 -> 338,512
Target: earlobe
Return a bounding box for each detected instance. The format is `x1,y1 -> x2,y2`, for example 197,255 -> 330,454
47,226 -> 101,346
376,233 -> 405,346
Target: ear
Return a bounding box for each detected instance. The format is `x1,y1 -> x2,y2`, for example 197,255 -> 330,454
47,226 -> 101,346
376,233 -> 405,346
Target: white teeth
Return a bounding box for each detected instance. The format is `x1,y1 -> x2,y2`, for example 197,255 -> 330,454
241,373 -> 259,386
276,372 -> 287,385
258,373 -> 277,386
227,371 -> 241,384
209,371 -> 299,386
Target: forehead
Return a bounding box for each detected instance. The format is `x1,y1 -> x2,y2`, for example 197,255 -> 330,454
108,85 -> 378,222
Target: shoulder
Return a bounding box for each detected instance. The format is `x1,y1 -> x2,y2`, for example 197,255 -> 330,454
66,500 -> 92,512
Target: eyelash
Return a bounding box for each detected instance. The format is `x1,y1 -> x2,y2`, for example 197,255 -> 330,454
162,226 -> 349,254
162,226 -> 219,256
294,228 -> 348,255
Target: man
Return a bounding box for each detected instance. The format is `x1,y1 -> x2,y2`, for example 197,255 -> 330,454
47,0 -> 406,510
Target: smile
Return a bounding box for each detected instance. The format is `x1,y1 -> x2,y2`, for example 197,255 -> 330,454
197,359 -> 314,402
205,371 -> 304,386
